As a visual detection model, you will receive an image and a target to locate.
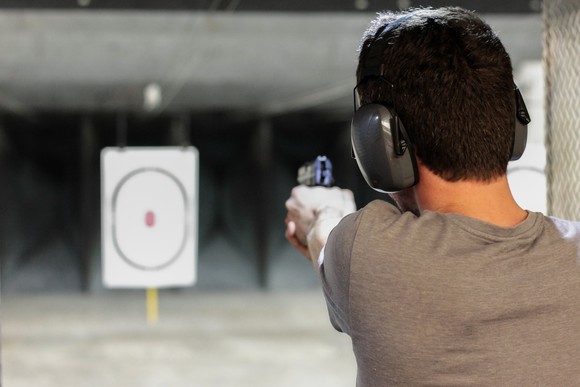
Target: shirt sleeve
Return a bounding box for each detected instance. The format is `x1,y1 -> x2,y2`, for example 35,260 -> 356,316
319,210 -> 364,336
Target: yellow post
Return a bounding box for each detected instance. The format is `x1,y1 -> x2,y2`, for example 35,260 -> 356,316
146,288 -> 159,325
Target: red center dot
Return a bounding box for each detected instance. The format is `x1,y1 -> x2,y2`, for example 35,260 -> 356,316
145,211 -> 155,227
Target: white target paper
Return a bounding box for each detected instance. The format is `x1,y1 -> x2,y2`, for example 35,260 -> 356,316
101,147 -> 198,288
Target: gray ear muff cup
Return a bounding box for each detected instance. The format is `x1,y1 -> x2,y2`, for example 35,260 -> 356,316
511,87 -> 530,161
351,104 -> 418,193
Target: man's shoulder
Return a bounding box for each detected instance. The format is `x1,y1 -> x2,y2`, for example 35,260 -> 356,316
329,199 -> 418,247
334,199 -> 401,231
363,199 -> 401,213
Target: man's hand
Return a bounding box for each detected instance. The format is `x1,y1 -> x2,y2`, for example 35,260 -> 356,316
284,185 -> 356,267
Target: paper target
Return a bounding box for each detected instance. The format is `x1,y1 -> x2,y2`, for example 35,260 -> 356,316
101,147 -> 198,288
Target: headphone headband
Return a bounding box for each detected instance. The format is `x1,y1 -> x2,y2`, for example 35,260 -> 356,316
359,14 -> 414,80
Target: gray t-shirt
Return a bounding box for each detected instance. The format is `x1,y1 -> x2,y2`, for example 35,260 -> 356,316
321,200 -> 580,386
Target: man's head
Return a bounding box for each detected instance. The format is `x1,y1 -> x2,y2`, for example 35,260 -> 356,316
355,7 -> 516,183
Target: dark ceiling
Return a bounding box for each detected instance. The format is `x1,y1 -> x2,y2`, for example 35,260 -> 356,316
0,0 -> 542,13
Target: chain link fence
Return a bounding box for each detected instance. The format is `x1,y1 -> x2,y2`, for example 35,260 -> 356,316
544,0 -> 580,219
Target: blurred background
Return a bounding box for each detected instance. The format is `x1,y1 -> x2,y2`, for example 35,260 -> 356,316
0,1 -> 548,386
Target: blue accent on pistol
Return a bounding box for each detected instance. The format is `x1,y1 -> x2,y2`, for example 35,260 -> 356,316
297,155 -> 334,187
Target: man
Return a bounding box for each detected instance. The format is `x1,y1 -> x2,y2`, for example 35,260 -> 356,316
285,7 -> 580,386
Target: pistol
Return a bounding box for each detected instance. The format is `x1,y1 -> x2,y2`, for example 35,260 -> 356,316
297,155 -> 334,187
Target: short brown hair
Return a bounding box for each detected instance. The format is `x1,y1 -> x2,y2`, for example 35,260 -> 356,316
356,7 -> 515,182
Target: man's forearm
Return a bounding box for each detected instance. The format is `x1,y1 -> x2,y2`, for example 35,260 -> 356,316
306,207 -> 347,271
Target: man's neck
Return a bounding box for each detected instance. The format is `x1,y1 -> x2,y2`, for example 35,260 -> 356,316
415,166 -> 528,227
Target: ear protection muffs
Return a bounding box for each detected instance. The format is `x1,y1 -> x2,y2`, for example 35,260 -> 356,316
511,86 -> 530,161
351,17 -> 531,193
351,101 -> 418,193
351,18 -> 418,193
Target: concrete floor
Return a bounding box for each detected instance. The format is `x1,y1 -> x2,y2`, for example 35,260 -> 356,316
2,290 -> 357,387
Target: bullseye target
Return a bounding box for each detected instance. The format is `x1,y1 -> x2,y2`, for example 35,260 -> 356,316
101,147 -> 198,288
112,168 -> 188,270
